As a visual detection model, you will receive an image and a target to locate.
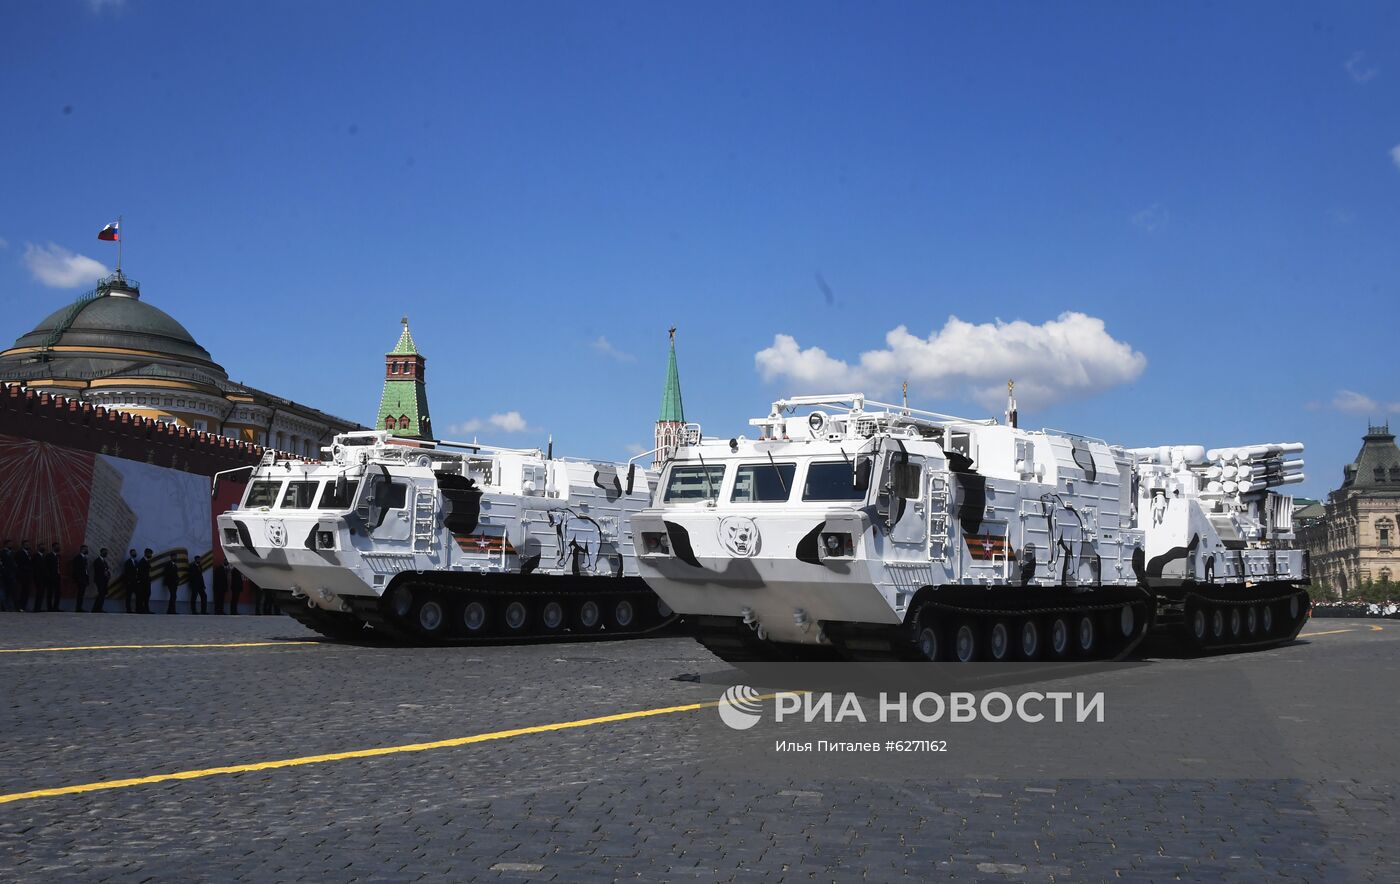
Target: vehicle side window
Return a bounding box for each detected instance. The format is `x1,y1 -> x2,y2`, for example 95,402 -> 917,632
244,481 -> 283,508
663,465 -> 726,502
319,480 -> 359,510
280,481 -> 320,509
803,461 -> 871,501
378,481 -> 408,509
731,463 -> 796,502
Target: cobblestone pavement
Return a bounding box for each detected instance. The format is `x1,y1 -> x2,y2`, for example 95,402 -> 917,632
0,613 -> 1396,881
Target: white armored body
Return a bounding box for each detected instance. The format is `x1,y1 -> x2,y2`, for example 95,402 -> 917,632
631,393 -> 1310,662
218,431 -> 670,642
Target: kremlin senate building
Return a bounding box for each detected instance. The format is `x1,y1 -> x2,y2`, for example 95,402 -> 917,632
0,271 -> 357,456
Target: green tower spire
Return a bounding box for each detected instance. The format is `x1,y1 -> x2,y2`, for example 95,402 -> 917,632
375,315 -> 433,440
659,326 -> 684,423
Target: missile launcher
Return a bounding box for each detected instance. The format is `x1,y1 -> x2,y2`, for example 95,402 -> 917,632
631,393 -> 1309,662
217,431 -> 674,643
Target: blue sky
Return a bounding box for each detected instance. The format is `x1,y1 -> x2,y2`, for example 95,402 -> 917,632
2,1 -> 1398,497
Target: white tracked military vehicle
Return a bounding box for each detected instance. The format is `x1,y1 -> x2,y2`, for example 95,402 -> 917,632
630,393 -> 1310,662
217,431 -> 672,643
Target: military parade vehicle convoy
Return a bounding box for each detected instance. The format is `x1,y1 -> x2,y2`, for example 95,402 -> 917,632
218,431 -> 672,643
630,393 -> 1311,662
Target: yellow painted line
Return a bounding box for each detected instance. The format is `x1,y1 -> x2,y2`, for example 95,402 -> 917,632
0,641 -> 321,655
0,693 -> 787,806
1304,628 -> 1356,638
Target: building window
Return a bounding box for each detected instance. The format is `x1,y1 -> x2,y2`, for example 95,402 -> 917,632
399,414 -> 409,430
1378,519 -> 1393,551
390,362 -> 399,374
385,417 -> 395,430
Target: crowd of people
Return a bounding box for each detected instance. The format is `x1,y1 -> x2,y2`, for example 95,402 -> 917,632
0,540 -> 280,615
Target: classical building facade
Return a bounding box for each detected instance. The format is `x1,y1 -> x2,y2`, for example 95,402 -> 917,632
0,272 -> 359,457
375,317 -> 433,440
1297,423 -> 1400,596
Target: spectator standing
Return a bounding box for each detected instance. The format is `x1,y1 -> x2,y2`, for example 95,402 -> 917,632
45,542 -> 62,611
70,545 -> 90,613
0,540 -> 16,612
15,540 -> 34,612
122,549 -> 138,613
163,557 -> 180,614
188,561 -> 208,614
137,549 -> 153,614
91,548 -> 111,612
32,542 -> 49,612
212,561 -> 228,614
228,568 -> 243,614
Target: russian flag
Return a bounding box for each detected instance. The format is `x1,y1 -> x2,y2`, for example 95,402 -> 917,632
98,221 -> 120,241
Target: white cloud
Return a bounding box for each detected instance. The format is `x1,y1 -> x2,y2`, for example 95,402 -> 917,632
1329,390 -> 1400,415
88,0 -> 125,11
590,336 -> 635,362
0,237 -> 8,249
1130,204 -> 1168,232
755,312 -> 1147,411
23,242 -> 108,288
449,411 -> 531,435
624,443 -> 649,457
1346,51 -> 1378,84
1391,144 -> 1400,171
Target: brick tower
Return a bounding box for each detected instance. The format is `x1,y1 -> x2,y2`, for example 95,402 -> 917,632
375,316 -> 433,440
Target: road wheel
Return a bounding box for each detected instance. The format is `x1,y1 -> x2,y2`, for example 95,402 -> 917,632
988,619 -> 1013,662
915,621 -> 942,662
1246,606 -> 1259,636
656,597 -> 673,619
390,585 -> 414,619
1190,606 -> 1208,643
953,619 -> 979,663
1210,608 -> 1224,641
541,600 -> 566,632
462,600 -> 489,635
1289,594 -> 1300,620
1262,604 -> 1274,634
1048,616 -> 1071,660
1076,613 -> 1096,657
577,599 -> 602,631
610,599 -> 636,629
417,599 -> 444,634
1119,604 -> 1136,638
1229,607 -> 1242,638
504,601 -> 529,633
1019,619 -> 1041,660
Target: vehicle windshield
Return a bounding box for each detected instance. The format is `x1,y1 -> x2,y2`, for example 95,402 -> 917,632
280,481 -> 321,509
244,480 -> 283,508
663,464 -> 725,502
731,463 -> 795,503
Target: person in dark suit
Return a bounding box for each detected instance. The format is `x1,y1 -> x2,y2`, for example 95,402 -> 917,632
0,540 -> 16,612
137,549 -> 154,614
187,561 -> 208,614
70,545 -> 90,613
162,557 -> 180,614
228,568 -> 243,614
212,561 -> 228,614
15,540 -> 34,612
122,549 -> 139,613
32,542 -> 49,612
45,542 -> 62,611
91,548 -> 111,612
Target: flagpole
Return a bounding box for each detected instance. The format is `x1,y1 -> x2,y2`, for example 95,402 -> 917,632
117,214 -> 123,276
